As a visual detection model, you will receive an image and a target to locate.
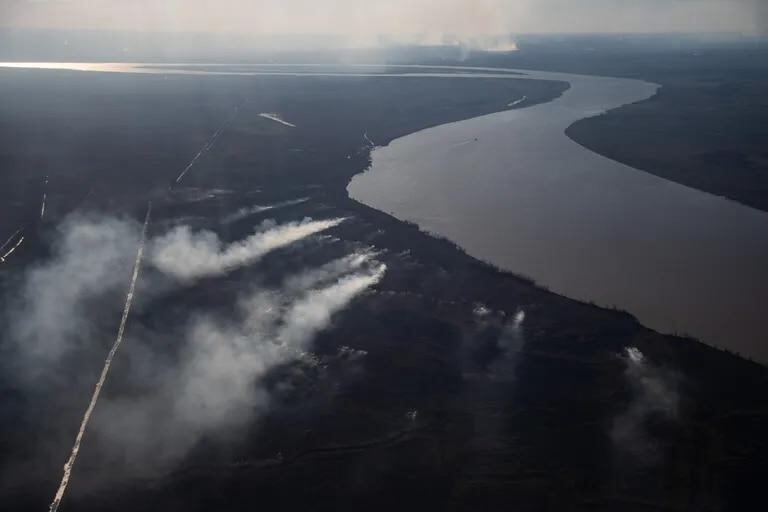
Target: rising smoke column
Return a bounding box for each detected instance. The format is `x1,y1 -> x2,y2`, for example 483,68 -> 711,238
611,347 -> 680,463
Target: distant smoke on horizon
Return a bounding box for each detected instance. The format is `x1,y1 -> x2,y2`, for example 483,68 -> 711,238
757,0 -> 768,34
0,0 -> 763,44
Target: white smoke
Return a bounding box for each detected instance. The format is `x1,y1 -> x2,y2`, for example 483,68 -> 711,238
611,347 -> 680,463
2,0 -> 760,39
5,214 -> 347,376
512,308 -> 526,329
477,307 -> 527,383
2,210 -> 384,481
282,249 -> 376,293
473,303 -> 492,317
278,265 -> 385,347
221,197 -> 309,225
150,217 -> 346,282
92,258 -> 386,471
6,214 -> 141,378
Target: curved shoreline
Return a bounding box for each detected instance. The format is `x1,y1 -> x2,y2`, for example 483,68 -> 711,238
3,62 -> 767,362
347,68 -> 768,364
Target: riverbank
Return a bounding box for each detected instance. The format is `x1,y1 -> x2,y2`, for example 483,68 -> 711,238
466,39 -> 768,214
348,68 -> 768,365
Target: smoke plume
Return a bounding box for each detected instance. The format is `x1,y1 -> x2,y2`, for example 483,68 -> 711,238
221,198 -> 310,225
6,214 -> 141,380
92,258 -> 386,471
1,206 -> 385,487
150,217 -> 346,282
610,347 -> 680,463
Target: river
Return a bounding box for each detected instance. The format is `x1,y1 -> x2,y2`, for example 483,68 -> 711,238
348,69 -> 768,364
2,62 -> 767,362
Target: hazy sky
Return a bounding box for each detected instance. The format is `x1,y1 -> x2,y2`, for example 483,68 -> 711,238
1,0 -> 765,41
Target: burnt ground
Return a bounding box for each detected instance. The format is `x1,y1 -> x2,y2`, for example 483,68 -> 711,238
0,65 -> 766,511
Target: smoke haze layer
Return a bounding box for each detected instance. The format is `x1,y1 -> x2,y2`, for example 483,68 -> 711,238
1,1 -> 762,39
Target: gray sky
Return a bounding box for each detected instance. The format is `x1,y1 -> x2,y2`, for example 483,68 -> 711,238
1,0 -> 765,41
